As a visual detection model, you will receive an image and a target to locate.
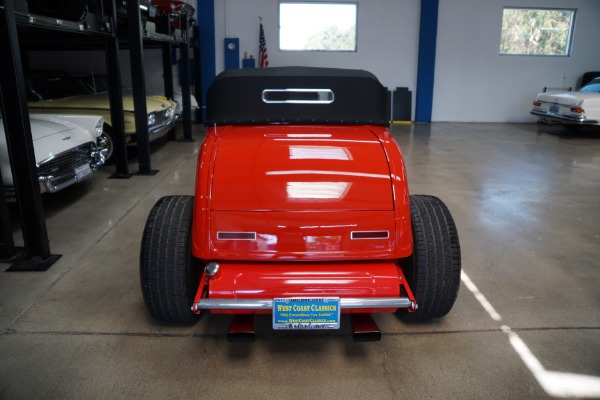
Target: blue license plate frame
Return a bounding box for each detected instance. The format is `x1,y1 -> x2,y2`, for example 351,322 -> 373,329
273,297 -> 341,330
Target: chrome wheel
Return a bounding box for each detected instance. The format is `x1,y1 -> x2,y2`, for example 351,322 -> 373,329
97,131 -> 114,162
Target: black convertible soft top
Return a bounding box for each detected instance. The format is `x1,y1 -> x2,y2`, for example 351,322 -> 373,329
205,66 -> 388,126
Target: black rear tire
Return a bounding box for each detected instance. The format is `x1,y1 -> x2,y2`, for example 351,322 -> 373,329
398,195 -> 461,321
140,195 -> 201,324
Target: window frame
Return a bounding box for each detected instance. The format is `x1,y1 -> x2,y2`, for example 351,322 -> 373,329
499,7 -> 576,57
278,1 -> 359,52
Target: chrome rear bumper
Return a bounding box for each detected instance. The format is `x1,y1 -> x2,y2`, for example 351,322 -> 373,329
191,297 -> 415,312
530,110 -> 600,125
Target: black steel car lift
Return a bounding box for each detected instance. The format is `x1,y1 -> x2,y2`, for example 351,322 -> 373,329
0,0 -> 60,270
179,14 -> 194,142
0,0 -> 197,270
127,0 -> 156,176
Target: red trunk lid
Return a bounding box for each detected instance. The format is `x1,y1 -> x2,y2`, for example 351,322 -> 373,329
211,125 -> 393,211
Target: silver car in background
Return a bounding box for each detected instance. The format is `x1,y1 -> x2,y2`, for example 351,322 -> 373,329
1,114 -> 106,197
531,78 -> 600,129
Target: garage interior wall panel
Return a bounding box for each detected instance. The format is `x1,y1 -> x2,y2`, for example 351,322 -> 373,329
216,0 -> 600,123
432,0 -> 600,122
214,0 -> 420,119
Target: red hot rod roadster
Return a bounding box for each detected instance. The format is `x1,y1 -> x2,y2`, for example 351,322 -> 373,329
140,67 -> 461,341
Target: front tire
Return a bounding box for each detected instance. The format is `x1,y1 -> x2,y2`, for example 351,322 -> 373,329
398,195 -> 461,321
140,195 -> 200,324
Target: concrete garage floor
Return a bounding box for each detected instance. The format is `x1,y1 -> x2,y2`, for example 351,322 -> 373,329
1,122 -> 599,399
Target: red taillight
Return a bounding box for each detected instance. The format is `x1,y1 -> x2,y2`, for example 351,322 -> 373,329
533,101 -> 541,107
570,107 -> 585,113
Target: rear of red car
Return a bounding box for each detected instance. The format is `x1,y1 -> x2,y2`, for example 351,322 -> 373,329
140,67 -> 460,341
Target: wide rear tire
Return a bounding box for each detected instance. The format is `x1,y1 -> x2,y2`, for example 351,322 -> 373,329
140,195 -> 200,324
398,195 -> 461,321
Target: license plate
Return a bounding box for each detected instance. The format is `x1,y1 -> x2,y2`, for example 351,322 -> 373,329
74,164 -> 92,181
273,297 -> 340,330
549,104 -> 559,114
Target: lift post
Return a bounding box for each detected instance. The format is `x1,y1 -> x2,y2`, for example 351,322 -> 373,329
0,0 -> 60,271
127,0 -> 157,176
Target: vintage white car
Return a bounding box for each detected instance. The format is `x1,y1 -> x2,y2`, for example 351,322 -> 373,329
1,114 -> 106,197
27,70 -> 177,162
531,77 -> 600,128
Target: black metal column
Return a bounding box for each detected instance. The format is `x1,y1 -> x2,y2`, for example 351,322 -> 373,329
0,173 -> 16,261
179,14 -> 193,141
0,90 -> 16,261
0,0 -> 60,271
192,24 -> 203,124
162,43 -> 174,101
127,0 -> 157,175
162,42 -> 176,141
0,89 -> 17,261
106,0 -> 131,179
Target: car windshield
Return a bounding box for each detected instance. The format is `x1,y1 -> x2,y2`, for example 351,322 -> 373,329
26,74 -> 89,101
79,75 -> 109,94
580,79 -> 600,93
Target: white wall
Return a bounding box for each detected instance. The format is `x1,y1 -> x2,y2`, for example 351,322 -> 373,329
216,0 -> 600,122
433,0 -> 600,122
214,0 -> 420,103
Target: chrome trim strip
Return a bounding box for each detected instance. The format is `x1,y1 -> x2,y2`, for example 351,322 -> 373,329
191,297 -> 414,312
262,88 -> 334,104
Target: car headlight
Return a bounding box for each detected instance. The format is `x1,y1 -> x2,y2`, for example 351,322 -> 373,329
95,118 -> 104,137
165,106 -> 174,119
148,112 -> 156,126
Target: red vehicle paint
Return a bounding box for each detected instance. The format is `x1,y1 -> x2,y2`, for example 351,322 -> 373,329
151,0 -> 194,30
140,67 -> 461,341
192,125 -> 412,262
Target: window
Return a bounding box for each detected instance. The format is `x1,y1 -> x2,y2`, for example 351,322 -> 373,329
499,8 -> 575,56
279,2 -> 357,52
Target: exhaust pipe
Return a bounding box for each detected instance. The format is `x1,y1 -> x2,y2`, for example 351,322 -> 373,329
350,314 -> 381,342
227,315 -> 256,342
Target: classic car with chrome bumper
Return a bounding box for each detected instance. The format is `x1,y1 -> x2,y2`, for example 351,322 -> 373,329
531,77 -> 600,127
1,114 -> 105,196
139,67 -> 461,341
26,70 -> 177,161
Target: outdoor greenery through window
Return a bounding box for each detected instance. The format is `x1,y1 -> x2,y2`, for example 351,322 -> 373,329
500,8 -> 575,56
279,2 -> 357,51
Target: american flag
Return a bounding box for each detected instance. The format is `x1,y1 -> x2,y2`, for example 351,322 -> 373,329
259,20 -> 269,68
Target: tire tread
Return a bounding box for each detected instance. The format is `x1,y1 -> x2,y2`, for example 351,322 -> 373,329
400,195 -> 461,321
140,195 -> 200,324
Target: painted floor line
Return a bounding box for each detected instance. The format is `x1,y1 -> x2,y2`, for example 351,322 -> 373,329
461,272 -> 600,398
460,272 -> 502,321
